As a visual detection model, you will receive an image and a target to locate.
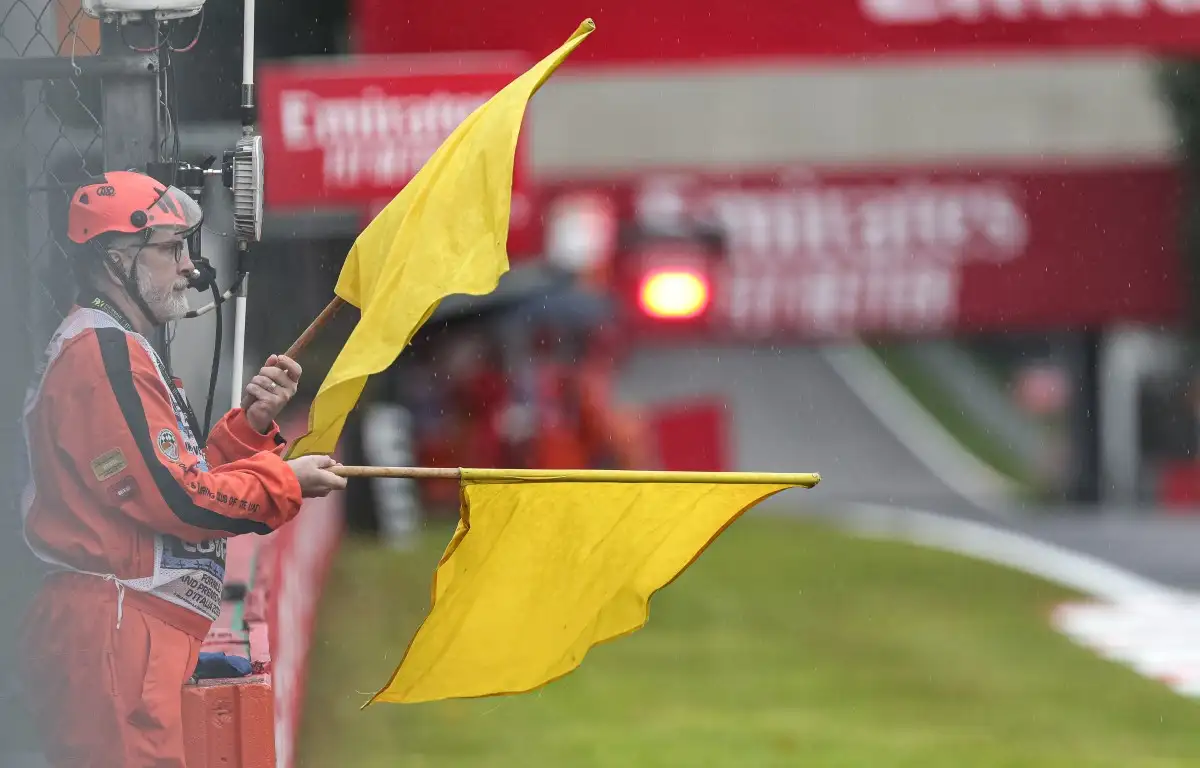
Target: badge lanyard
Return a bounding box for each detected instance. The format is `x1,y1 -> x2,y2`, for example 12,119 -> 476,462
83,294 -> 206,448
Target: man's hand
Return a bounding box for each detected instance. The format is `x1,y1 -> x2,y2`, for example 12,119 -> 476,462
241,354 -> 301,434
286,455 -> 348,498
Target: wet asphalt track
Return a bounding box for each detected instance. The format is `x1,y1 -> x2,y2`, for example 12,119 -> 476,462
617,343 -> 1200,592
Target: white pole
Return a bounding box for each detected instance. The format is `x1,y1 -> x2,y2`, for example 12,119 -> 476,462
242,0 -> 255,91
231,272 -> 249,411
231,0 -> 256,409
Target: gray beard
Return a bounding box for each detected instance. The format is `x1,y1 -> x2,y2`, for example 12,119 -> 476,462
136,269 -> 189,322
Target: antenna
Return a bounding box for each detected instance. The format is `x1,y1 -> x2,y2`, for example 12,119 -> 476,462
223,0 -> 265,410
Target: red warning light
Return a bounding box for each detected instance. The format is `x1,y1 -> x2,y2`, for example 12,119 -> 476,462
638,268 -> 710,319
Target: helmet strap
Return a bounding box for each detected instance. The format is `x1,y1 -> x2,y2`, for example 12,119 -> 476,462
103,248 -> 163,331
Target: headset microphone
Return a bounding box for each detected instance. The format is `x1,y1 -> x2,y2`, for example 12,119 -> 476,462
187,255 -> 217,292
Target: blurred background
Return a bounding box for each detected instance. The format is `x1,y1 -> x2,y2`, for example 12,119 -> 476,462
7,1 -> 1200,766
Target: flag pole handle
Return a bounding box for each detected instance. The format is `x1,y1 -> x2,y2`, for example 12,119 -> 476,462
335,466 -> 463,480
331,466 -> 821,487
284,296 -> 346,360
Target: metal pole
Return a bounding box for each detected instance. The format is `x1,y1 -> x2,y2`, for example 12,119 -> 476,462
0,52 -> 157,81
0,73 -> 44,761
230,0 -> 257,407
1066,329 -> 1103,506
99,24 -> 159,171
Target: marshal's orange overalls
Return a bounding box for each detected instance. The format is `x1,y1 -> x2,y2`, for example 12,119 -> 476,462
17,300 -> 303,767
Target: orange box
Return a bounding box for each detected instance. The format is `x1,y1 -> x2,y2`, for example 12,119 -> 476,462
182,678 -> 276,768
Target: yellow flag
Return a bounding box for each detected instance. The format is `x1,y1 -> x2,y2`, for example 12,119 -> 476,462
367,473 -> 804,705
287,19 -> 596,458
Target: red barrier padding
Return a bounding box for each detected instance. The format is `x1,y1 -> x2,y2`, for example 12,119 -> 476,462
182,679 -> 276,768
183,413 -> 345,767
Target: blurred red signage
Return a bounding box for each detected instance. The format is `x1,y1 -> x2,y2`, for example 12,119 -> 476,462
258,55 -> 538,253
540,164 -> 1185,338
352,0 -> 1200,62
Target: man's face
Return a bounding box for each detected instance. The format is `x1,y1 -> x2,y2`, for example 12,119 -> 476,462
112,229 -> 195,322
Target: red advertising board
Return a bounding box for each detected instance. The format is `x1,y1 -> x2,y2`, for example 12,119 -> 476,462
258,55 -> 538,254
540,163 -> 1185,338
352,0 -> 1200,62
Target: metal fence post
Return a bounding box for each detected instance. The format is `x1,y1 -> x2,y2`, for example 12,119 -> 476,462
99,22 -> 158,170
0,70 -> 43,762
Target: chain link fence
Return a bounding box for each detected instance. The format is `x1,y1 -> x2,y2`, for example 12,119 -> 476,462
1,0 -> 108,756
2,0 -> 107,346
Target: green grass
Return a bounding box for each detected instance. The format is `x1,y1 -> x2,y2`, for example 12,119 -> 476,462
868,344 -> 1039,494
298,515 -> 1200,767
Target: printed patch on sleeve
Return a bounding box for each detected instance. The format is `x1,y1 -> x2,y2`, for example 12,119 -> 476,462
109,475 -> 140,504
90,448 -> 128,482
156,428 -> 180,462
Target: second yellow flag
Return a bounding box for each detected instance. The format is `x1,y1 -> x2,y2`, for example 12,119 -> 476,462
289,19 -> 597,458
368,475 -> 796,705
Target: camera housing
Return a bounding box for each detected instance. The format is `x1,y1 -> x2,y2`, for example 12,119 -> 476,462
81,0 -> 205,23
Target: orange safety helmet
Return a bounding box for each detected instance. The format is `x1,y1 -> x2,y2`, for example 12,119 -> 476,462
67,170 -> 202,245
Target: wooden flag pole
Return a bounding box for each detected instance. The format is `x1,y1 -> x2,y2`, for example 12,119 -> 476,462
332,466 -> 822,488
284,296 -> 346,360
